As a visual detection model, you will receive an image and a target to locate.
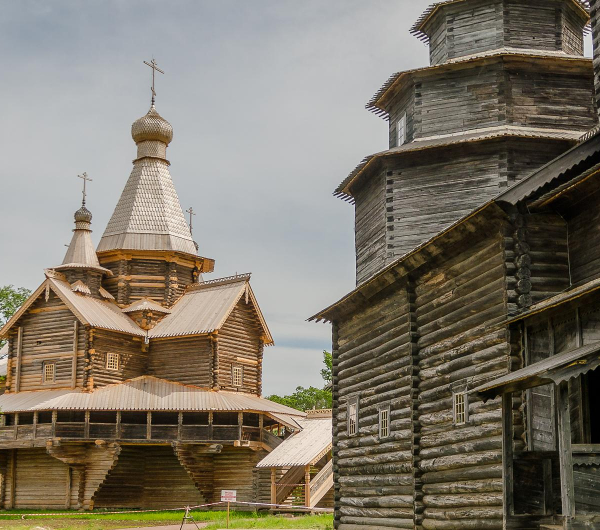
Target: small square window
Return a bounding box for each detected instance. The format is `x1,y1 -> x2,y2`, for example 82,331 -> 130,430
379,407 -> 390,438
106,353 -> 120,371
232,366 -> 243,387
348,399 -> 358,436
43,363 -> 55,383
397,113 -> 407,146
453,392 -> 468,425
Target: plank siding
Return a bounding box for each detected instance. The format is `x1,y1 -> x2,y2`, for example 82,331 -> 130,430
217,298 -> 263,395
335,288 -> 417,529
354,170 -> 386,286
568,191 -> 600,285
149,336 -> 212,387
422,0 -> 587,65
6,292 -> 85,392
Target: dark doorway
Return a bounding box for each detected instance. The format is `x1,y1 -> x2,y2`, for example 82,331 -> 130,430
587,369 -> 600,443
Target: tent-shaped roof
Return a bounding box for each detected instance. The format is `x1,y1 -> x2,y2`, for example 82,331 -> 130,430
0,376 -> 305,420
0,273 -> 145,339
148,274 -> 273,344
257,416 -> 332,468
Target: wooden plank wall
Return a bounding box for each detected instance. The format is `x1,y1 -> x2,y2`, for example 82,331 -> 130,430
354,170 -> 386,286
6,292 -> 85,392
335,287 -> 418,529
567,191 -> 600,285
217,299 -> 263,394
574,465 -> 600,514
415,234 -> 512,530
90,330 -> 146,388
149,336 -> 213,387
388,84 -> 415,148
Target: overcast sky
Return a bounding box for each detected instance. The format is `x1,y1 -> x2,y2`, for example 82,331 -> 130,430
1,1 -> 589,395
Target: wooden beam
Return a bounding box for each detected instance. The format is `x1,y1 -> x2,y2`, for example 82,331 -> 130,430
15,327 -> 23,393
557,381 -> 575,518
305,464 -> 311,508
502,393 -> 514,521
9,449 -> 16,509
71,321 -> 78,389
271,468 -> 276,505
65,466 -> 72,509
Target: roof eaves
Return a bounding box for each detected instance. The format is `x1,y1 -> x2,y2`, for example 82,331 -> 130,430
0,281 -> 50,338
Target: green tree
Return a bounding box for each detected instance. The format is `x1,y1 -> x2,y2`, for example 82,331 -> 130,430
267,350 -> 333,412
0,285 -> 31,347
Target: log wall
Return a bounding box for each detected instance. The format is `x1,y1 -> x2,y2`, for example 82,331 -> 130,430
567,191 -> 600,285
335,286 -> 418,529
6,292 -> 85,392
93,445 -> 204,509
149,336 -> 213,387
90,329 -> 146,388
217,298 -> 264,395
415,234 -> 511,530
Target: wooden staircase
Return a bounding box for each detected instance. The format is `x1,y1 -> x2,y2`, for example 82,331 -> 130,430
309,460 -> 333,508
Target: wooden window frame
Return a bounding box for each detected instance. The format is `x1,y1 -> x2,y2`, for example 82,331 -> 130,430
378,406 -> 390,439
397,113 -> 407,146
43,362 -> 56,383
106,352 -> 120,371
232,365 -> 243,387
453,392 -> 468,426
348,397 -> 359,436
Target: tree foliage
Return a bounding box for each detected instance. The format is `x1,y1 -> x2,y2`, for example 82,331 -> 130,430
0,285 -> 31,347
267,350 -> 333,412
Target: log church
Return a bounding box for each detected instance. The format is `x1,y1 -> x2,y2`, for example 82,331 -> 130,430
0,69 -> 313,510
312,0 -> 600,528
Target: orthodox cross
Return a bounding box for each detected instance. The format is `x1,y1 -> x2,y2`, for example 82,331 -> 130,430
143,58 -> 165,105
186,207 -> 197,235
77,172 -> 92,206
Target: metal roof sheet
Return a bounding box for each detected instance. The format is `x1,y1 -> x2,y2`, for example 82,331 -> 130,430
0,376 -> 307,415
257,417 -> 332,468
149,275 -> 273,344
122,298 -> 171,314
474,340 -> 600,399
335,126 -> 580,200
49,278 -> 145,336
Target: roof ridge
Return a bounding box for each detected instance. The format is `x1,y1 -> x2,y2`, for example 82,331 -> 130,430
187,273 -> 252,292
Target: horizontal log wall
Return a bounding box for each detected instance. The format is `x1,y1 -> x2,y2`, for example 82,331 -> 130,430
149,336 -> 213,387
90,329 -> 146,388
388,83 -> 415,148
213,447 -> 269,506
93,446 -> 203,509
217,299 -> 263,394
6,292 -> 85,392
335,287 -> 417,529
415,233 -> 512,530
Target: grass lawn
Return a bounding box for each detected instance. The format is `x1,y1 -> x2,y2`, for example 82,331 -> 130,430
0,509 -> 334,530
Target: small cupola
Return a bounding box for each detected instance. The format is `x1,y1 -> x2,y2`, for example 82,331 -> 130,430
122,298 -> 171,330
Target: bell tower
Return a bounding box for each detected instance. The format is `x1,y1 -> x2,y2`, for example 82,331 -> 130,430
340,0 -> 597,285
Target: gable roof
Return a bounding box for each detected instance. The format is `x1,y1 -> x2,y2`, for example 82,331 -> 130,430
0,274 -> 145,339
123,298 -> 171,314
257,416 -> 332,468
0,376 -> 305,418
148,274 -> 273,344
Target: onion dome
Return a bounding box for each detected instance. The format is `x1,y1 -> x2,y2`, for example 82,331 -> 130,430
74,205 -> 93,224
131,105 -> 173,145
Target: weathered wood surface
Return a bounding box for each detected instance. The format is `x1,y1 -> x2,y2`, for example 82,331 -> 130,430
89,329 -> 145,388
149,336 -> 212,387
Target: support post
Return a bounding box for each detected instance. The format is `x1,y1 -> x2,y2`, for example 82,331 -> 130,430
15,327 -> 23,393
84,411 -> 90,439
502,393 -> 514,521
9,449 -> 16,509
305,464 -> 311,508
557,381 -> 575,518
147,411 -> 152,440
270,468 -> 276,505
71,321 -> 78,389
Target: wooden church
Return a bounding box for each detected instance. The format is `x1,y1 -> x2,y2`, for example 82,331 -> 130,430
0,76 -> 308,510
312,0 -> 600,528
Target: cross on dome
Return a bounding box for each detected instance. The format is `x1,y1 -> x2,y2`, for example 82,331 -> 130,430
143,58 -> 164,106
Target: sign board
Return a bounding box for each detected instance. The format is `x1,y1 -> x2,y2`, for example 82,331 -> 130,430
221,489 -> 237,502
